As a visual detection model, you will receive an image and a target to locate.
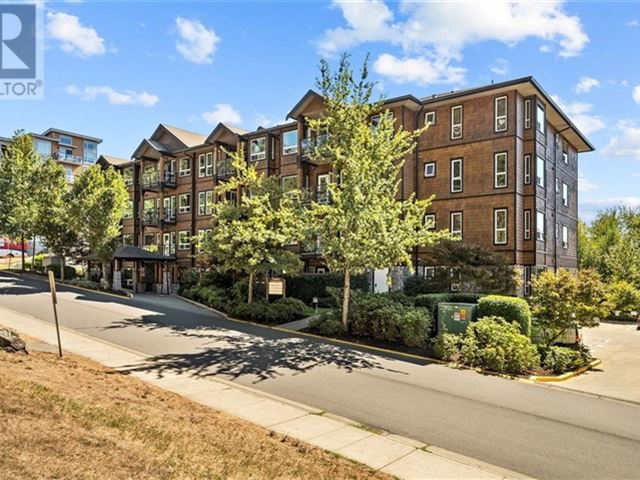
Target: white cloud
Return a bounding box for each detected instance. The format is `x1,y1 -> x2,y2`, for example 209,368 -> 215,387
578,175 -> 598,192
200,103 -> 242,125
575,76 -> 600,94
46,11 -> 105,57
175,17 -> 219,65
627,19 -> 639,27
633,85 -> 640,104
65,85 -> 158,107
318,1 -> 588,85
602,120 -> 640,159
490,58 -> 509,76
580,196 -> 640,222
551,95 -> 605,135
373,54 -> 465,85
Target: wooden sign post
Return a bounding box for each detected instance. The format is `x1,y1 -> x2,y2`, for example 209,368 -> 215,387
48,270 -> 63,358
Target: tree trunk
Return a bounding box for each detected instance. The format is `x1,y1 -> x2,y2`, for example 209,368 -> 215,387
265,273 -> 269,302
60,256 -> 65,282
341,269 -> 351,328
20,234 -> 25,272
247,272 -> 254,304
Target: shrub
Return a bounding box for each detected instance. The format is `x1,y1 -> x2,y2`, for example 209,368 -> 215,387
67,279 -> 101,290
309,312 -> 347,336
264,297 -> 307,324
285,273 -> 370,304
477,295 -> 532,337
458,316 -> 539,374
201,270 -> 234,289
433,331 -> 460,361
46,264 -> 77,280
231,277 -> 266,302
607,280 -> 640,315
540,345 -> 592,374
228,302 -> 264,322
196,286 -> 229,311
380,290 -> 415,306
403,275 -> 449,296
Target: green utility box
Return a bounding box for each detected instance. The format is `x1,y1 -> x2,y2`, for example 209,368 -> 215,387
437,303 -> 478,334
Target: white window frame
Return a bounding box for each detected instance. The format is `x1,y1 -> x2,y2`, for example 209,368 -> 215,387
178,230 -> 190,251
524,154 -> 531,185
495,96 -> 507,132
494,209 -> 508,245
179,157 -> 190,177
494,152 -> 507,188
59,135 -> 73,146
562,225 -> 569,249
524,210 -> 531,240
450,212 -> 463,238
536,211 -> 545,241
282,130 -> 298,155
197,228 -> 212,253
524,99 -> 531,129
425,111 -> 436,126
281,175 -> 297,192
536,103 -> 546,135
424,213 -> 436,230
123,167 -> 133,186
451,158 -> 462,193
451,105 -> 463,139
163,232 -> 176,256
424,162 -> 436,178
556,222 -> 560,239
536,155 -> 545,188
178,193 -> 191,214
562,143 -> 569,164
206,152 -> 213,176
425,266 -> 435,278
198,190 -> 213,216
562,182 -> 569,207
250,137 -> 266,161
198,154 -> 206,178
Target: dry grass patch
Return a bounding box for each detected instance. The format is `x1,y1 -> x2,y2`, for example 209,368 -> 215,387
0,349 -> 391,479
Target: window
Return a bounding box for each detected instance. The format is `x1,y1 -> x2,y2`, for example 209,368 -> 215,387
424,162 -> 436,178
450,212 -> 463,238
282,130 -> 298,155
122,234 -> 133,246
494,152 -> 507,188
64,167 -> 73,183
179,157 -> 190,177
425,111 -> 436,126
122,168 -> 133,186
425,267 -> 435,278
536,156 -> 545,187
562,142 -> 569,164
556,222 -> 560,239
84,141 -> 97,163
524,99 -> 531,129
198,154 -> 206,177
371,112 -> 393,129
178,193 -> 191,214
562,182 -> 569,207
197,229 -> 212,253
206,153 -> 213,176
494,209 -> 507,245
524,154 -> 531,185
524,210 -> 531,240
451,105 -> 463,139
163,232 -> 176,256
450,158 -> 462,192
281,175 -> 297,192
34,139 -> 51,157
536,103 -> 545,135
144,233 -> 155,247
536,211 -> 545,241
424,214 -> 436,230
495,96 -> 507,132
198,190 -> 213,215
178,231 -> 190,251
59,135 -> 73,146
562,225 -> 568,249
555,177 -> 560,193
250,138 -> 266,161
123,200 -> 133,219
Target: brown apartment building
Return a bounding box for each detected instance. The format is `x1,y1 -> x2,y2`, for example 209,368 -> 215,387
102,76 -> 593,294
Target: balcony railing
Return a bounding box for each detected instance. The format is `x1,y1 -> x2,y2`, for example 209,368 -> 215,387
142,209 -> 159,227
163,170 -> 176,187
299,133 -> 331,165
301,186 -> 330,205
55,152 -> 83,165
216,158 -> 236,179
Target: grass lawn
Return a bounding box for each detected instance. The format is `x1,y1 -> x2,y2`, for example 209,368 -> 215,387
0,347 -> 390,480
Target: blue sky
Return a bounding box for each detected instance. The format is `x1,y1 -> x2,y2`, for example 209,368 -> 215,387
2,1 -> 640,221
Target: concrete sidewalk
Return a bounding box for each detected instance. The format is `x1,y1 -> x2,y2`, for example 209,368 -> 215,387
1,307 -> 531,480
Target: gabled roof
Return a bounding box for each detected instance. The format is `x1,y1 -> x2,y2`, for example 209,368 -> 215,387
287,89 -> 323,120
98,154 -> 131,168
158,124 -> 207,148
131,138 -> 172,159
41,128 -> 102,144
205,122 -> 248,145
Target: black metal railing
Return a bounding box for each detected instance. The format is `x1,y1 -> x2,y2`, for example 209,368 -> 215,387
141,173 -> 160,190
142,209 -> 159,226
216,158 -> 236,178
301,186 -> 331,205
301,133 -> 330,155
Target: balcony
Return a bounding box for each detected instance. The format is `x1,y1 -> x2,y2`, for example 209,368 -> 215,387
142,209 -> 159,227
299,133 -> 331,165
162,207 -> 176,225
301,186 -> 331,205
216,158 -> 236,179
163,170 -> 177,189
55,152 -> 83,165
141,173 -> 160,192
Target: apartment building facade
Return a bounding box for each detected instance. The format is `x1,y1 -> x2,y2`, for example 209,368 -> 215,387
104,77 -> 592,293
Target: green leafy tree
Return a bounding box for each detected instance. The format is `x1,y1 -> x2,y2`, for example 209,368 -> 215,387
203,145 -> 304,304
69,165 -> 128,283
0,131 -> 43,271
307,54 -> 447,327
36,159 -> 79,281
530,268 -> 610,347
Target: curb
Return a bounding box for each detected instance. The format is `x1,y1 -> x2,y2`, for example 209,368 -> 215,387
3,270 -> 133,300
528,359 -> 602,383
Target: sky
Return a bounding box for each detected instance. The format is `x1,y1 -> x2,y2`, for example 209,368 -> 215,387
1,0 -> 640,222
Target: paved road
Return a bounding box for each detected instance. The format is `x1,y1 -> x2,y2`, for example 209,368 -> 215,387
2,272 -> 640,480
560,321 -> 640,403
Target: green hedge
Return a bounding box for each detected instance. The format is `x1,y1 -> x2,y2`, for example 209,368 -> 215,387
539,344 -> 592,374
45,264 -> 77,280
285,273 -> 370,304
415,293 -> 484,322
477,295 -> 531,337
